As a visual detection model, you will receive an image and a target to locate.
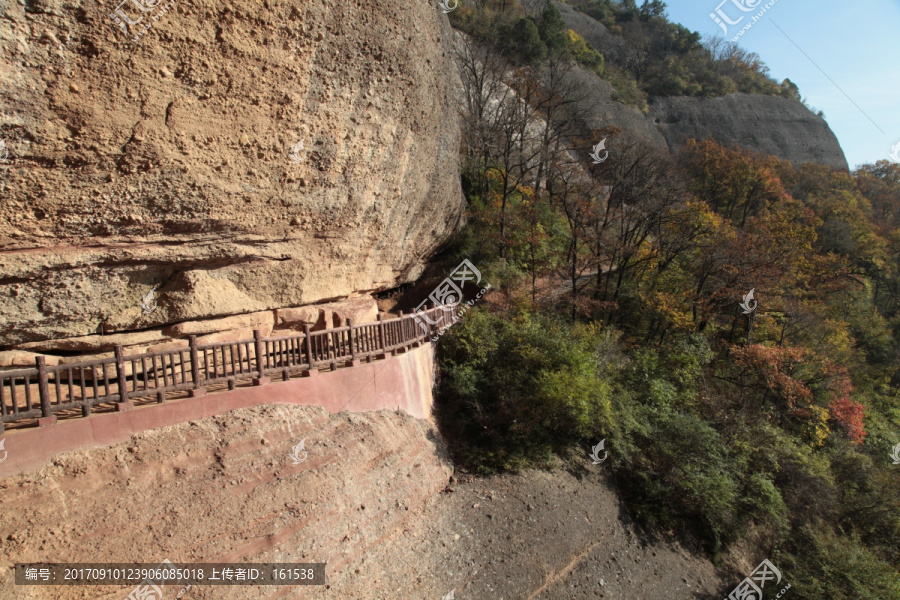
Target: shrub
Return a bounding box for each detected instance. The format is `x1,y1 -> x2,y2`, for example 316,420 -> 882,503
566,30 -> 605,75
436,310 -> 615,472
501,17 -> 547,66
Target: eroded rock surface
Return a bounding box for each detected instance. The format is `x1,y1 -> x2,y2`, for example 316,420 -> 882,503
0,404 -> 725,600
648,94 -> 849,169
0,0 -> 466,347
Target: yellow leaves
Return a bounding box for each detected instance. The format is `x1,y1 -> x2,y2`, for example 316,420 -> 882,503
796,405 -> 831,448
648,291 -> 693,330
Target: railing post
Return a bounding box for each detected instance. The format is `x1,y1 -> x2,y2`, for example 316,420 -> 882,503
347,319 -> 359,366
35,356 -> 56,426
428,301 -> 436,338
112,345 -> 134,411
376,315 -> 387,359
397,311 -> 406,353
253,329 -> 269,385
188,336 -> 206,397
303,324 -> 314,365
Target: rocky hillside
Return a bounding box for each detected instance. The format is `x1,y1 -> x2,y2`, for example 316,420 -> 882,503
0,0 -> 465,347
0,404 -> 726,600
553,1 -> 849,169
647,94 -> 848,169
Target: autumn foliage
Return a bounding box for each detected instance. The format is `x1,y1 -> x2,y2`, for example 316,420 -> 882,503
447,18 -> 900,595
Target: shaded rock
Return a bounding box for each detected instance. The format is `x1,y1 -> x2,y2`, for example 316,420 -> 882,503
14,330 -> 174,353
0,351 -> 60,368
321,297 -> 379,328
275,306 -> 327,331
164,310 -> 275,337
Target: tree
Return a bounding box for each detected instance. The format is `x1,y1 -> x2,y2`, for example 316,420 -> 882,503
502,18 -> 548,66
537,4 -> 567,53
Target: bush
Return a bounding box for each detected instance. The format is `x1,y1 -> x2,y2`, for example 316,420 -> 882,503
436,310 -> 615,472
779,524 -> 900,600
501,17 -> 548,66
566,30 -> 605,75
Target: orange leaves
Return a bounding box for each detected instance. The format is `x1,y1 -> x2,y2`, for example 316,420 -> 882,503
827,370 -> 866,444
829,396 -> 866,444
731,344 -> 813,407
730,344 -> 866,444
681,139 -> 789,225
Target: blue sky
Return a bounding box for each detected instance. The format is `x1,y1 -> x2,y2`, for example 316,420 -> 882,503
663,0 -> 900,169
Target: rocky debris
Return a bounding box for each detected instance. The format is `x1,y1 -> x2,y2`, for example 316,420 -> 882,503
163,310 -> 276,337
0,350 -> 60,369
275,305 -> 326,330
4,297 -> 378,365
275,296 -> 378,330
320,297 -> 380,328
0,0 -> 466,347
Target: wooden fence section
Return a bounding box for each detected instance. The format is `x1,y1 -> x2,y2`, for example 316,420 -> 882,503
0,305 -> 452,431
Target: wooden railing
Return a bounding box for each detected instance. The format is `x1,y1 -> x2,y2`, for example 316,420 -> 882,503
0,305 -> 451,431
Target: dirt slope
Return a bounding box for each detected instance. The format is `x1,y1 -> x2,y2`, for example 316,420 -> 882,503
0,405 -> 724,599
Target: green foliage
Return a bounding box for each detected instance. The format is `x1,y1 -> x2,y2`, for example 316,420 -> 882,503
436,310 -> 615,473
538,4 -> 568,53
501,17 -> 548,65
446,4 -> 900,588
779,525 -> 900,600
604,65 -> 648,112
613,400 -> 742,551
566,30 -> 605,75
780,77 -> 802,101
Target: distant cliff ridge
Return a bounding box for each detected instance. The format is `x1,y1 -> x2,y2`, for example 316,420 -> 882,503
553,1 -> 849,170
648,94 -> 849,170
0,0 -> 466,347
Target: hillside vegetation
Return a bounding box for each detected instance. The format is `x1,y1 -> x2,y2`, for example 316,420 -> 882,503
437,1 -> 900,597
451,0 -> 809,112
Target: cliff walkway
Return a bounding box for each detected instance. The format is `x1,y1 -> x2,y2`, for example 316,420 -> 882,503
0,306 -> 453,475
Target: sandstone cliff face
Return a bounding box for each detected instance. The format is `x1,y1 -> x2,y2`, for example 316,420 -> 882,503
554,2 -> 849,170
0,0 -> 466,347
